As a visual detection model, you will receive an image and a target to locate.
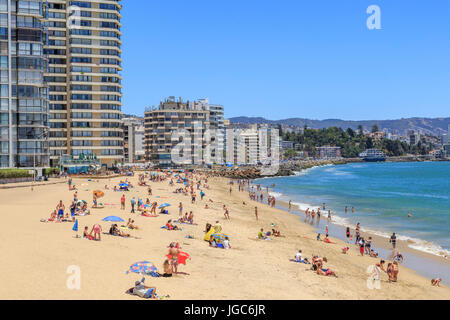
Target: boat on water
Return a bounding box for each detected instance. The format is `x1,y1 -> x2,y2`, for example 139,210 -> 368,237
359,149 -> 387,162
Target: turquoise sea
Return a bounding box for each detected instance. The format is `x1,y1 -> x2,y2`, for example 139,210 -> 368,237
256,161 -> 450,258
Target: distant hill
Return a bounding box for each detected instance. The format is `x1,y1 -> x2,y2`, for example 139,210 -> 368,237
229,117 -> 450,136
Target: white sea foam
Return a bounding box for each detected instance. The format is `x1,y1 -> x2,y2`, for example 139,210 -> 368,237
253,177 -> 450,259
268,191 -> 283,198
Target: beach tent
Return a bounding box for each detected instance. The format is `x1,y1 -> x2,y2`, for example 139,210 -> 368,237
212,233 -> 229,243
126,261 -> 158,275
166,251 -> 191,265
102,216 -> 124,222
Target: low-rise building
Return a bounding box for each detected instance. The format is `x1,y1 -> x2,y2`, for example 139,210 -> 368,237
315,146 -> 342,160
123,117 -> 145,163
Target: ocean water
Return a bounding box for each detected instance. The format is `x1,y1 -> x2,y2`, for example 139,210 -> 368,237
256,161 -> 450,258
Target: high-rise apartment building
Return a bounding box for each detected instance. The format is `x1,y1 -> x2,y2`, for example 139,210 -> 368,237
0,0 -> 50,168
144,96 -> 225,167
122,116 -> 144,163
45,0 -> 123,167
225,125 -> 279,165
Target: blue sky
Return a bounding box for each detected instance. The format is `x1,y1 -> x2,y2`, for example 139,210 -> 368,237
120,0 -> 450,120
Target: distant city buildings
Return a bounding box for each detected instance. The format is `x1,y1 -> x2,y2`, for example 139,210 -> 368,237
369,131 -> 386,141
225,124 -> 279,165
144,97 -> 225,167
315,146 -> 342,160
408,130 -> 421,146
122,117 -> 144,163
281,141 -> 294,150
443,125 -> 450,158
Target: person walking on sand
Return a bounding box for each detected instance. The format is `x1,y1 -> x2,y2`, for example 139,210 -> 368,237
179,202 -> 183,217
390,232 -> 397,249
223,205 -> 230,220
288,201 -> 292,211
120,194 -> 126,210
254,207 -> 258,220
130,197 -> 136,213
346,227 -> 351,243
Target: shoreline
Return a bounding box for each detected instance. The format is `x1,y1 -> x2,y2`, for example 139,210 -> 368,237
251,164 -> 450,284
267,192 -> 450,285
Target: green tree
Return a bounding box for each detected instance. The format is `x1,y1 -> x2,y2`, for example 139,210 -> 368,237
371,124 -> 379,133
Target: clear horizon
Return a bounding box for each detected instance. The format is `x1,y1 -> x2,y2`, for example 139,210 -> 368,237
121,0 -> 450,120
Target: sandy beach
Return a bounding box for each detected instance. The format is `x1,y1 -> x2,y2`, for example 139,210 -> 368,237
0,173 -> 449,300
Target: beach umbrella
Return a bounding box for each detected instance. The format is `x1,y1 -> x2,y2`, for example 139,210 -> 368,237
93,190 -> 104,198
102,216 -> 124,222
126,261 -> 158,275
119,183 -> 129,187
72,220 -> 78,232
158,203 -> 171,209
76,200 -> 87,206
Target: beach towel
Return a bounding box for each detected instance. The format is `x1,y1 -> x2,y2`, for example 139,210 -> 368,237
166,251 -> 191,265
174,221 -> 197,226
289,259 -> 309,264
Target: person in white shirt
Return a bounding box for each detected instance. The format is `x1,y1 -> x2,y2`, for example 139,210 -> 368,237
295,250 -> 302,262
223,237 -> 231,249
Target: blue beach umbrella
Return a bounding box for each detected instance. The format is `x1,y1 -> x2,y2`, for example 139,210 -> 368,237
102,216 -> 124,222
158,203 -> 171,209
126,261 -> 158,275
72,220 -> 78,232
119,183 -> 129,187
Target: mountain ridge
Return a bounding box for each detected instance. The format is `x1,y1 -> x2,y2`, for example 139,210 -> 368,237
228,116 -> 450,135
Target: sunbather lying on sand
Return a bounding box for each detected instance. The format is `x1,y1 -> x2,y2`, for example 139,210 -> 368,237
125,218 -> 139,230
110,224 -> 130,237
125,278 -> 158,299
